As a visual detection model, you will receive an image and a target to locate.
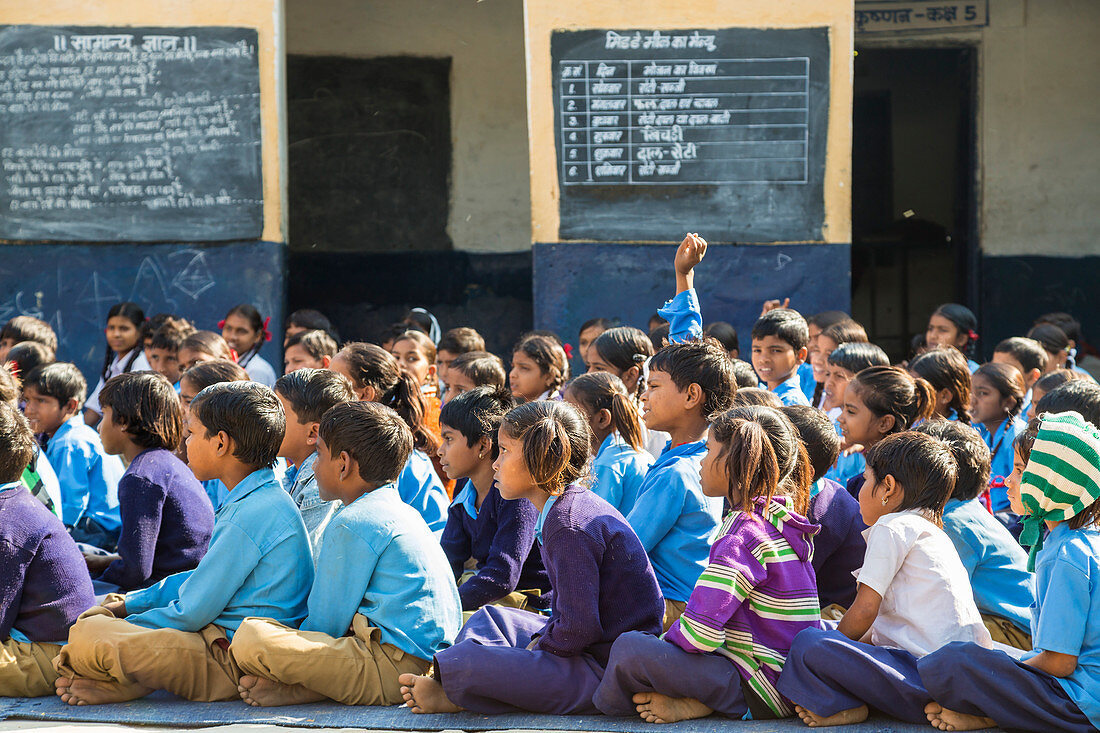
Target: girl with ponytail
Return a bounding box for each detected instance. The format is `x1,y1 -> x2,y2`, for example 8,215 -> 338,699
565,372 -> 654,514
399,400 -> 664,717
907,346 -> 973,425
591,405 -> 822,723
330,342 -> 448,532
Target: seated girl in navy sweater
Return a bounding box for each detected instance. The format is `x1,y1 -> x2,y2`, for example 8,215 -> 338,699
87,372 -> 214,593
400,400 -> 664,715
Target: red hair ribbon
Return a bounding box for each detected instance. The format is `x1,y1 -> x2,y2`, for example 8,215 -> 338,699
5,360 -> 19,380
563,342 -> 573,359
217,319 -> 226,329
262,317 -> 272,342
968,329 -> 979,341
229,348 -> 239,363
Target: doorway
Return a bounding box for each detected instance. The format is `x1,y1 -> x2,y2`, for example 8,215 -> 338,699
850,47 -> 978,361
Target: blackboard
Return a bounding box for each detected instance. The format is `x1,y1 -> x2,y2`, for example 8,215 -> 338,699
0,241 -> 284,384
0,25 -> 262,243
551,28 -> 829,243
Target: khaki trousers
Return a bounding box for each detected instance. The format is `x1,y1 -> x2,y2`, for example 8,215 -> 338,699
230,614 -> 429,706
53,606 -> 242,701
0,639 -> 62,697
982,613 -> 1033,651
662,599 -> 687,632
457,571 -> 544,624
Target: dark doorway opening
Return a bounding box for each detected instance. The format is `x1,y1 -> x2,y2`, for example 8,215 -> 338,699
850,47 -> 978,362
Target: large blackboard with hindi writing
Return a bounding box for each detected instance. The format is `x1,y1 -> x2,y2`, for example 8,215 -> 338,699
552,27 -> 829,243
0,25 -> 262,243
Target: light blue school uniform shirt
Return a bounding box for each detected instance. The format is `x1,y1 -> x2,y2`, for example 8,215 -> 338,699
303,483 -> 460,661
1027,523 -> 1100,728
824,415 -> 866,486
204,456 -> 290,511
590,433 -> 655,516
797,361 -> 817,403
45,415 -> 124,531
772,371 -> 811,406
967,358 -> 980,374
124,467 -> 314,639
624,440 -> 717,603
659,288 -> 702,344
397,449 -> 448,537
941,498 -> 1034,632
282,451 -> 341,565
976,416 -> 1027,512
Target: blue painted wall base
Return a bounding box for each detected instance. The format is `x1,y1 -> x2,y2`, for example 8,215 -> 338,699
534,242 -> 851,359
0,241 -> 285,384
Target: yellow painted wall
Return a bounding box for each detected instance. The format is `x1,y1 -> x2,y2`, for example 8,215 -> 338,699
0,0 -> 286,243
524,0 -> 854,244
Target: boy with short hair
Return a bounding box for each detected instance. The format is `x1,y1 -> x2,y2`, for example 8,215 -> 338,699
148,317 -> 196,386
752,309 -> 811,406
993,336 -> 1048,415
443,351 -> 507,402
273,368 -> 356,560
283,330 -> 338,374
0,401 -> 95,697
53,381 -> 314,705
23,363 -> 124,549
436,327 -> 486,390
626,339 -> 736,628
231,401 -> 461,707
0,316 -> 58,363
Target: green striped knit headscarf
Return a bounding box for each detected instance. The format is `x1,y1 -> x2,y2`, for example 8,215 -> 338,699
1019,411 -> 1100,570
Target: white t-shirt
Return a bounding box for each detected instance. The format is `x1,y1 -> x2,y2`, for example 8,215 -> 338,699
85,349 -> 151,415
856,510 -> 993,657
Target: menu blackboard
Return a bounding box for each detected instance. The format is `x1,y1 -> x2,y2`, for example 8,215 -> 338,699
552,27 -> 829,243
0,25 -> 262,242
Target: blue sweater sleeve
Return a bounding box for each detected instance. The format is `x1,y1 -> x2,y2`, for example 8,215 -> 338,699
98,475 -> 166,590
301,524 -> 378,637
0,543 -> 33,641
458,497 -> 539,611
538,526 -> 604,657
659,288 -> 702,344
439,503 -> 471,580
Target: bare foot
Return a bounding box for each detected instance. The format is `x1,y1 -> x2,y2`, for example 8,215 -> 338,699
237,675 -> 325,707
59,677 -> 153,705
398,673 -> 463,714
925,702 -> 996,731
633,692 -> 713,723
794,703 -> 869,727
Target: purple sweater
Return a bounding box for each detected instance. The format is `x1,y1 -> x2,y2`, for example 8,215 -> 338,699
536,484 -> 664,666
0,484 -> 95,642
440,480 -> 550,611
808,478 -> 867,608
96,449 -> 214,591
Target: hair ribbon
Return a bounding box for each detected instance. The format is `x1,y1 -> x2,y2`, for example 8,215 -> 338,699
262,317 -> 272,343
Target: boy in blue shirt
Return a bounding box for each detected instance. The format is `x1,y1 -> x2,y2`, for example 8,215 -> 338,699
751,309 -> 811,407
23,363 -> 125,549
232,401 -> 460,707
53,382 -> 314,705
273,368 -> 356,562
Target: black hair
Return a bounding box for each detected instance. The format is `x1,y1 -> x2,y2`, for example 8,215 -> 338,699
864,431 -> 958,526
566,372 -> 644,452
827,342 -> 890,374
402,308 -> 437,338
437,327 -> 485,355
101,302 -> 146,381
752,309 -> 810,352
648,339 -> 737,419
449,351 -> 507,390
1033,369 -> 1084,398
1034,312 -> 1082,345
7,341 -> 54,376
500,400 -> 591,496
648,323 -> 670,351
512,334 -> 569,395
913,420 -> 991,502
711,405 -> 813,515
274,368 -> 356,424
1035,381 -> 1100,429
781,404 -> 841,483
24,362 -> 86,408
182,360 -> 249,391
908,347 -> 973,425
180,331 -> 234,362
579,318 -> 615,337
972,362 -> 1026,419
223,304 -> 267,365
285,329 -> 338,361
439,385 -> 515,459
141,313 -> 173,344
379,322 -> 410,347
730,358 -> 760,389
819,320 -> 868,347
807,311 -> 850,330
318,401 -> 412,485
335,342 -> 437,453
99,372 -> 184,451
932,303 -> 978,357
287,309 -> 337,341
190,381 -> 284,469
850,366 -> 936,435
994,337 -> 1048,375
150,317 -> 196,352
0,400 -> 35,483
704,322 -> 739,354
1027,323 -> 1072,366
593,326 -> 654,401
1014,418 -> 1040,465
1,316 -> 57,352
731,387 -> 783,408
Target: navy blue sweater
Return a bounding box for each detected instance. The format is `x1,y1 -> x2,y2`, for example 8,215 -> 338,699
0,484 -> 95,642
96,449 -> 214,591
440,480 -> 549,611
808,477 -> 867,608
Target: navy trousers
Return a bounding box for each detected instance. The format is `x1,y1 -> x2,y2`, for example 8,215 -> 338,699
918,642 -> 1097,733
592,631 -> 748,719
776,627 -> 930,724
433,605 -> 605,715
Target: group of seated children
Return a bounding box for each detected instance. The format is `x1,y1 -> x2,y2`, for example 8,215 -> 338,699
0,234 -> 1098,733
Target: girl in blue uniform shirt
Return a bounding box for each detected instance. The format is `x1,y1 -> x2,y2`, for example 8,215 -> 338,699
565,372 -> 654,516
821,343 -> 890,487
970,362 -> 1027,519
908,346 -> 974,425
925,303 -> 980,373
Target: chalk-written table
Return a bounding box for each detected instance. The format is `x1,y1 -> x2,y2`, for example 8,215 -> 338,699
558,56 -> 810,186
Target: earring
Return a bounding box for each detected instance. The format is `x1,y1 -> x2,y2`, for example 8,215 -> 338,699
881,498 -> 888,506
478,452 -> 484,460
